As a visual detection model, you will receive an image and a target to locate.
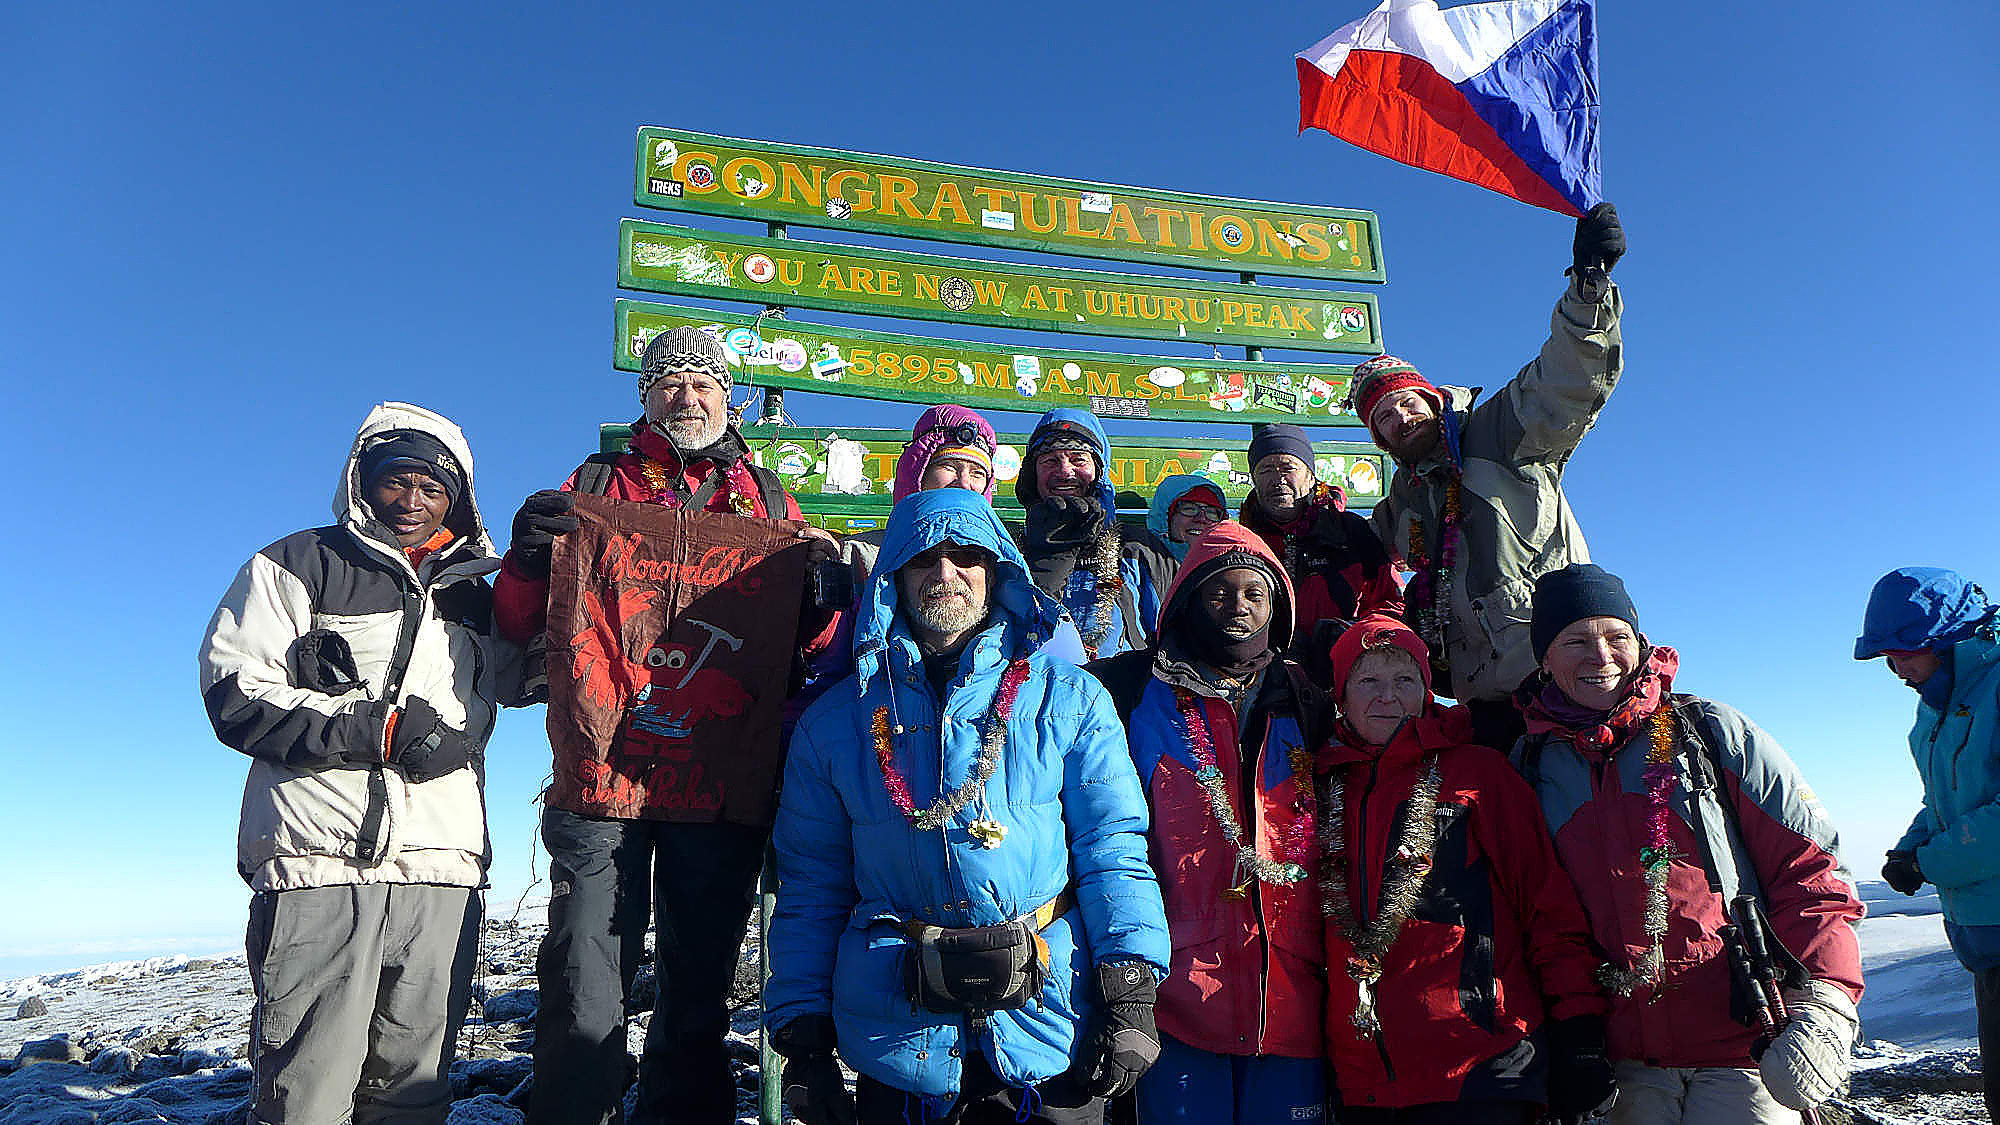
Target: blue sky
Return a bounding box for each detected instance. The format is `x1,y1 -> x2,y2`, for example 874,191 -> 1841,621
3,3 -> 1994,977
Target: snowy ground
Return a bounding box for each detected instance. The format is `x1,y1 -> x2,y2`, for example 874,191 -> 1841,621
0,883 -> 1986,1124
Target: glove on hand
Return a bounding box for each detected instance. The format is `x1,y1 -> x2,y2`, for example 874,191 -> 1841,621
389,696 -> 474,783
1571,202 -> 1626,274
1759,978 -> 1858,1111
1025,496 -> 1107,558
509,490 -> 578,579
1082,961 -> 1161,1099
1544,1015 -> 1618,1123
293,628 -> 363,695
771,1016 -> 856,1125
1882,850 -> 1926,896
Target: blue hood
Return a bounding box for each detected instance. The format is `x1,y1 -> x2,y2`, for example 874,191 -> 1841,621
1145,473 -> 1224,562
1014,408 -> 1115,511
1857,567 -> 1996,659
853,488 -> 1065,692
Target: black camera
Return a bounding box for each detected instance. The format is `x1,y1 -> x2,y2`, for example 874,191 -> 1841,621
810,559 -> 856,610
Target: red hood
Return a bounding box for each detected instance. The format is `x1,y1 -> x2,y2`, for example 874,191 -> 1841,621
1158,519 -> 1297,651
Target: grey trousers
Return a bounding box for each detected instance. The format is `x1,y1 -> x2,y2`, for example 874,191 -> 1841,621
247,884 -> 481,1125
1608,1061 -> 1798,1125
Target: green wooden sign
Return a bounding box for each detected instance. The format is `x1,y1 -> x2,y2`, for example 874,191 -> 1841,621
619,221 -> 1385,355
634,126 -> 1385,283
614,299 -> 1364,424
599,424 -> 1387,505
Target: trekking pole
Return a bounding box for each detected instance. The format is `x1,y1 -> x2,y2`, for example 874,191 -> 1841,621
1729,898 -> 1823,1125
759,842 -> 782,1125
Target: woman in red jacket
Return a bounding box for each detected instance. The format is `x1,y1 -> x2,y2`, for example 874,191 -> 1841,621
1318,615 -> 1611,1124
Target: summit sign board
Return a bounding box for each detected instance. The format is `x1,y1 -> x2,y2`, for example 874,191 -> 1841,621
634,126 -> 1385,282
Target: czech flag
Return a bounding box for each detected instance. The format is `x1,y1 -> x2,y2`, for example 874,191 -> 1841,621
1297,0 -> 1599,216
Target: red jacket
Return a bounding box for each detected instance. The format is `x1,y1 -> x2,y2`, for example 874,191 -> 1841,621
1102,522 -> 1326,1058
1515,682 -> 1865,1067
1240,486 -> 1403,664
493,424 -> 816,644
1317,616 -> 1604,1110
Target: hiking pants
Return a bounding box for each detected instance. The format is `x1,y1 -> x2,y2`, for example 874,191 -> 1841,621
1607,1061 -> 1796,1124
530,808 -> 767,1125
1134,1035 -> 1324,1125
246,883 -> 480,1125
855,1051 -> 1105,1125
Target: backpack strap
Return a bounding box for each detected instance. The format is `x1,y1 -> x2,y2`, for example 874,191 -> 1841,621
1672,693 -> 1763,904
572,452 -> 623,497
746,462 -> 790,518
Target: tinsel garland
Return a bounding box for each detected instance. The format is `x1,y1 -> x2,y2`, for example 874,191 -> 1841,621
1075,523 -> 1126,660
1597,708 -> 1680,996
638,456 -> 757,514
1173,688 -> 1316,890
871,659 -> 1030,840
1404,475 -> 1463,651
1318,751 -> 1445,1036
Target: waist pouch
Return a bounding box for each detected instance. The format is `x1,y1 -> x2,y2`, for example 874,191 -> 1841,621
901,892 -> 1070,1014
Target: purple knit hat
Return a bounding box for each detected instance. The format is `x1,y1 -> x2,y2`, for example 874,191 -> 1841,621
892,405 -> 999,502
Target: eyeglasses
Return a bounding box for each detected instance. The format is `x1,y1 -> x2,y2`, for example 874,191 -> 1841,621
1173,501 -> 1225,522
905,544 -> 993,570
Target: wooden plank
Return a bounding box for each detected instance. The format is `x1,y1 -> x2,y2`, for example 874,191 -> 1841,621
634,125 -> 1385,282
598,424 -> 1388,505
619,220 -> 1385,355
615,299 -> 1364,424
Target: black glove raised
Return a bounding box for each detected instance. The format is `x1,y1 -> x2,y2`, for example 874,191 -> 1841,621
389,696 -> 474,783
1883,850 -> 1926,896
771,1015 -> 855,1125
1025,496 -> 1107,558
1081,961 -> 1160,1099
1572,202 -> 1625,275
1544,1014 -> 1617,1124
509,490 -> 579,579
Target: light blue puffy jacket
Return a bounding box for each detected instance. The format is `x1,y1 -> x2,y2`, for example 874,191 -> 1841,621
766,488 -> 1170,1098
1895,625 -> 2000,925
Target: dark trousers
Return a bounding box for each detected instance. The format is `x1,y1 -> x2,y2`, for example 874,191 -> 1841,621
529,808 -> 768,1125
855,1052 -> 1105,1125
1977,965 -> 2000,1122
1333,1101 -> 1534,1125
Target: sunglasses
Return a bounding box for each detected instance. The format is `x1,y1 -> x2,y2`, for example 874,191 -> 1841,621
905,543 -> 993,570
924,420 -> 995,454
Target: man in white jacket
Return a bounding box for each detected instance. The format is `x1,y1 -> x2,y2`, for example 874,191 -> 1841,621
199,402 -> 520,1125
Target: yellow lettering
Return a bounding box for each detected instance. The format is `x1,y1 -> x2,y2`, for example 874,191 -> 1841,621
971,186 -> 1015,213
776,161 -> 824,209
777,259 -> 804,286
675,149 -> 720,195
1294,221 -> 1332,263
1085,371 -> 1123,397
720,156 -> 777,199
879,174 -> 924,220
1045,286 -> 1073,312
1020,194 -> 1060,234
928,182 -> 972,226
1252,218 -> 1297,261
1143,206 -> 1184,249
826,169 -> 873,211
1022,285 -> 1049,311
818,264 -> 847,290
970,278 -> 1007,305
1221,299 -> 1244,325
913,273 -> 940,301
1101,203 -> 1146,244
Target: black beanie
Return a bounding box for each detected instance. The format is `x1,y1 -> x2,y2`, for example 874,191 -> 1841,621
1531,563 -> 1638,661
360,430 -> 464,511
1248,423 -> 1315,470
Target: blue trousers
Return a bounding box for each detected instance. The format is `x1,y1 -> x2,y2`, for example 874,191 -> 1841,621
1133,1034 -> 1325,1125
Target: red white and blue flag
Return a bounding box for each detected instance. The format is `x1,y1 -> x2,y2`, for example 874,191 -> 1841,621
1297,0 -> 1599,216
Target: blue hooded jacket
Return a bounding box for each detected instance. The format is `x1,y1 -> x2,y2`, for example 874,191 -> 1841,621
766,488 -> 1170,1098
1144,473 -> 1225,563
1014,408 -> 1166,657
1862,570 -> 2000,930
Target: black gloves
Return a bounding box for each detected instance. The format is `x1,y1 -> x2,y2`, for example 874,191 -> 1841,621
771,1015 -> 855,1125
1883,850 -> 1926,896
1544,1014 -> 1617,1123
509,490 -> 579,579
292,629 -> 363,695
389,696 -> 474,783
1025,496 -> 1107,559
1081,961 -> 1161,1099
1571,202 -> 1625,275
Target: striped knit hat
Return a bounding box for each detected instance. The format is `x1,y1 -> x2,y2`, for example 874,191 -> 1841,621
1345,354 -> 1444,444
637,326 -> 733,404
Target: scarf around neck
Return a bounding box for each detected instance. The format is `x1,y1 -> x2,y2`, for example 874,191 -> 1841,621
1519,643 -> 1681,753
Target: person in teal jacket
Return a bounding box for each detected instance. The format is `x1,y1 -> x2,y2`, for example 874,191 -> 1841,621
767,488 -> 1171,1125
1858,566 -> 2000,1120
1141,474 -> 1225,564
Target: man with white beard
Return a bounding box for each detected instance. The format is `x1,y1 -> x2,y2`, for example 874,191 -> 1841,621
767,487 -> 1169,1125
491,326 -> 841,1125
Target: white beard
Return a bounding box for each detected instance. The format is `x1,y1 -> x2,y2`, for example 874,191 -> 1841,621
912,580 -> 988,636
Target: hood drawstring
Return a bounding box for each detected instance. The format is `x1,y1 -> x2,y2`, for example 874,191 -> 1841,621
1013,1082 -> 1041,1123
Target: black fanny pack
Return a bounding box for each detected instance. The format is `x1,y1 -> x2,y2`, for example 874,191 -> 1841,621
901,892 -> 1071,1014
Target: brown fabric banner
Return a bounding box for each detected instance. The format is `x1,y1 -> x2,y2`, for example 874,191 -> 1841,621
543,494 -> 806,825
